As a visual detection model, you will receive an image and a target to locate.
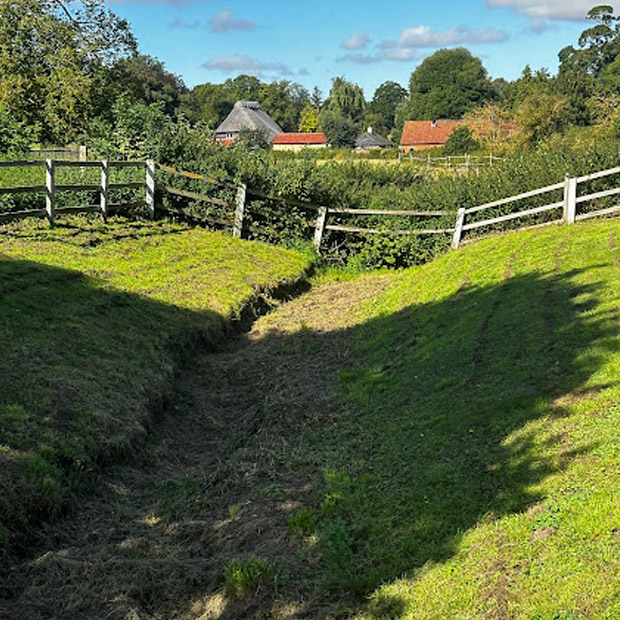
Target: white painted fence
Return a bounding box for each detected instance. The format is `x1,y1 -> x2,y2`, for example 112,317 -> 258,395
450,165 -> 620,249
2,159 -> 620,254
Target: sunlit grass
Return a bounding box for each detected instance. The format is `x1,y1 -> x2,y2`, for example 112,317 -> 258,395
290,219 -> 620,618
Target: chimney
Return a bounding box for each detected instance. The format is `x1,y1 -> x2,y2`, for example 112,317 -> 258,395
367,126 -> 373,133
431,119 -> 437,127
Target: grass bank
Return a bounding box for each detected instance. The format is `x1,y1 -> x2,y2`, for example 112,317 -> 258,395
0,216 -> 312,559
4,217 -> 620,620
308,218 -> 620,618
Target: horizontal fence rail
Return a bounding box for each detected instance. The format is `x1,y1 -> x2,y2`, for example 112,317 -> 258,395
2,158 -> 620,255
452,166 -> 620,248
0,159 -> 149,226
403,153 -> 503,168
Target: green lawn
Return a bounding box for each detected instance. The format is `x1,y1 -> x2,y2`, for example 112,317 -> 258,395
300,219 -> 620,618
0,217 -> 311,558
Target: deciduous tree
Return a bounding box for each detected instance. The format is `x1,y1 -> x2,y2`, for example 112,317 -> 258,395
404,48 -> 495,121
325,77 -> 366,124
369,81 -> 407,131
320,111 -> 358,147
0,0 -> 135,142
298,104 -> 319,132
514,92 -> 570,147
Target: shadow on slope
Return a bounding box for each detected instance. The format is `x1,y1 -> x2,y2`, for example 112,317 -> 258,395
0,257 -> 225,561
3,263 -> 618,620
315,267 -> 611,596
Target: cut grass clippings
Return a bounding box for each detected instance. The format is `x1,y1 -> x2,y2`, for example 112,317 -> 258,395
0,216 -> 312,560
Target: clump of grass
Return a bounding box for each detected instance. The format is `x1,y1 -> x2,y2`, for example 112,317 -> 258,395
319,517 -> 356,591
228,503 -> 242,519
224,555 -> 275,599
287,507 -> 317,536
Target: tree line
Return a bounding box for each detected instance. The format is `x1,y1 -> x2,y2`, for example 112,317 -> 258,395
1,1 -> 620,153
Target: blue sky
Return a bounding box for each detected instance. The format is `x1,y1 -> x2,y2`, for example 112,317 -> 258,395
106,0 -> 620,98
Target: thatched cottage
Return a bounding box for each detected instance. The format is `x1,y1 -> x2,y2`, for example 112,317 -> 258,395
215,101 -> 283,145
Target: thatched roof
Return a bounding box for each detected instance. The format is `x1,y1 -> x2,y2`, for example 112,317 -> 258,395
355,127 -> 393,149
215,101 -> 283,143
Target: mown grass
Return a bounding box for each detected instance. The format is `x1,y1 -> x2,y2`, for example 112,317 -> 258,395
0,216 -> 312,559
4,217 -> 620,619
276,218 -> 620,617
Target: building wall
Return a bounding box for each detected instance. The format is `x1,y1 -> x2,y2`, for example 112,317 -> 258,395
272,144 -> 327,152
401,143 -> 445,153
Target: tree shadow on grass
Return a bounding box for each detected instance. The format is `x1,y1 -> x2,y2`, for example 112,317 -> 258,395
0,256 -> 226,563
2,262 -> 619,620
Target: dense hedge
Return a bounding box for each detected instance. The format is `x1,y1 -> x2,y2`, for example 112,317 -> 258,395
3,132 -> 620,268
160,137 -> 620,267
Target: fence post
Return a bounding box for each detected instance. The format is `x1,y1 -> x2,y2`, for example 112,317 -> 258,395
100,159 -> 109,222
563,174 -> 577,225
314,206 -> 328,251
45,159 -> 55,227
79,145 -> 88,162
145,159 -> 156,219
233,182 -> 247,239
452,207 -> 466,249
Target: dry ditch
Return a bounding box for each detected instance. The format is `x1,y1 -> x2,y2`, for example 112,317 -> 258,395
1,273 -> 392,620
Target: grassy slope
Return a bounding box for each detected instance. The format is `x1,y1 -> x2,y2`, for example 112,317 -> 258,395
295,219 -> 620,619
0,217 -> 311,556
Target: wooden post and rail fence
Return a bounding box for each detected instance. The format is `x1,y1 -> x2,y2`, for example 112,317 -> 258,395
1,158 -> 620,252
403,153 -> 503,169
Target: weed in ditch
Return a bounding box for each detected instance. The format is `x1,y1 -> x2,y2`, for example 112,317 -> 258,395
287,507 -> 317,536
224,555 -> 275,599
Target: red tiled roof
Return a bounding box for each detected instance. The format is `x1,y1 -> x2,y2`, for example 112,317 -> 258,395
273,132 -> 327,145
401,120 -> 463,146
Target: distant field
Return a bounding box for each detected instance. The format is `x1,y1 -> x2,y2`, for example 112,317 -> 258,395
0,217 -> 311,557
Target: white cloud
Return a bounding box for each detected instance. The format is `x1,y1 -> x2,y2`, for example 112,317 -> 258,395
526,17 -> 558,34
208,9 -> 255,33
202,54 -> 294,77
384,48 -> 420,61
338,49 -> 420,64
382,25 -> 508,49
337,53 -> 383,64
487,0 -> 620,19
340,32 -> 370,50
338,24 -> 505,65
170,18 -> 200,29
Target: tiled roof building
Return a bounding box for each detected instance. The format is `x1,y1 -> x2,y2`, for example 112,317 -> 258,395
272,132 -> 327,151
400,120 -> 463,152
